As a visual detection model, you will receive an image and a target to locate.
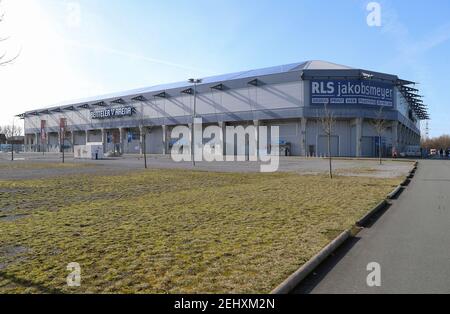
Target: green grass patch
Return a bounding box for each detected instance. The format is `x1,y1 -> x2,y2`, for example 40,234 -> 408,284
0,167 -> 401,293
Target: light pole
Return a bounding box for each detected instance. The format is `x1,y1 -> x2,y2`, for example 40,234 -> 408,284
60,118 -> 67,164
188,78 -> 202,166
11,117 -> 16,162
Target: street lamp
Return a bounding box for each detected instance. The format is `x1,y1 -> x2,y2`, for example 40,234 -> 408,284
188,78 -> 202,166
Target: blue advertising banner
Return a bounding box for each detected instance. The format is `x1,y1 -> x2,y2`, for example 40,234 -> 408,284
310,80 -> 394,107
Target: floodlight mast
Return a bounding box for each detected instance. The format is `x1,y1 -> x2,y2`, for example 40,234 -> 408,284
188,78 -> 202,167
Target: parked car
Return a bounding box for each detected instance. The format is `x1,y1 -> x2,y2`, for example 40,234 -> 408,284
401,145 -> 421,157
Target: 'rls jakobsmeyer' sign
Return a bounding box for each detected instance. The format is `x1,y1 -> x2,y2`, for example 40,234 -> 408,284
90,106 -> 135,119
310,80 -> 394,107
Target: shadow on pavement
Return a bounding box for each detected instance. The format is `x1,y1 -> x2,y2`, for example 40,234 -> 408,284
362,202 -> 393,229
292,236 -> 361,294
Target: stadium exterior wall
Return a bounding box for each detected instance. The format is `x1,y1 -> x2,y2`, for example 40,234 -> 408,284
21,62 -> 423,157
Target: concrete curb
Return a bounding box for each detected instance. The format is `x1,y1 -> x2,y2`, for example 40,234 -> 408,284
387,185 -> 404,200
356,200 -> 388,227
401,177 -> 411,186
270,229 -> 352,294
407,162 -> 418,179
388,163 -> 417,199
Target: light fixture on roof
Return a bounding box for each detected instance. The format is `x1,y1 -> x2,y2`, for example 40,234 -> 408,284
111,98 -> 126,105
247,79 -> 258,86
92,101 -> 108,107
131,95 -> 147,102
361,72 -> 374,79
181,88 -> 193,95
188,78 -> 202,84
211,83 -> 224,90
154,92 -> 167,98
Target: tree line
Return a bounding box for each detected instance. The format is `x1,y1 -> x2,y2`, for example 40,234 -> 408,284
421,135 -> 450,151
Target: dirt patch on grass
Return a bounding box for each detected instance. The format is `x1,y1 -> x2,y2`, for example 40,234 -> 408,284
0,214 -> 29,222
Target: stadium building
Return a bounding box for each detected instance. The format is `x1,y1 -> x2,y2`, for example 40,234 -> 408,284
19,60 -> 429,157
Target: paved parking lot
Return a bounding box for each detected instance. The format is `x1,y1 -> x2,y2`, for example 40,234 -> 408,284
0,152 -> 414,180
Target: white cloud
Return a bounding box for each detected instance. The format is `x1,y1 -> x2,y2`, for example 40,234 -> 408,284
62,39 -> 213,75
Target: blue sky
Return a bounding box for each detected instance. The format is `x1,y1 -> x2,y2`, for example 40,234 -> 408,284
1,0 -> 449,137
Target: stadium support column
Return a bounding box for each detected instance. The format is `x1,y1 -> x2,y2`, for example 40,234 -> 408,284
162,125 -> 167,155
34,133 -> 39,152
300,118 -> 307,157
355,118 -> 363,157
407,128 -> 411,145
392,121 -> 399,155
253,120 -> 259,159
71,131 -> 75,153
119,128 -> 125,154
218,121 -> 226,157
58,130 -> 62,153
101,129 -> 106,153
188,123 -> 193,158
85,130 -> 89,145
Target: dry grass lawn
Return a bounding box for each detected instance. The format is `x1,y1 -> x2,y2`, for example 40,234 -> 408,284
0,163 -> 401,293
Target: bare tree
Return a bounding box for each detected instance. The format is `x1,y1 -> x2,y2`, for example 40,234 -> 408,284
319,104 -> 336,179
3,124 -> 22,161
371,107 -> 390,165
139,103 -> 153,169
0,1 -> 20,67
139,124 -> 150,169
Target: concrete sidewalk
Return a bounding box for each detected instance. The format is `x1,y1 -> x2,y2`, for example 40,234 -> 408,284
294,160 -> 450,294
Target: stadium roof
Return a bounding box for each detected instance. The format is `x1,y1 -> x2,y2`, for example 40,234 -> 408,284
18,60 -> 428,120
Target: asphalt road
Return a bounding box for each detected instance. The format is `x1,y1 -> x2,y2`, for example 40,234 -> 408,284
294,159 -> 450,294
